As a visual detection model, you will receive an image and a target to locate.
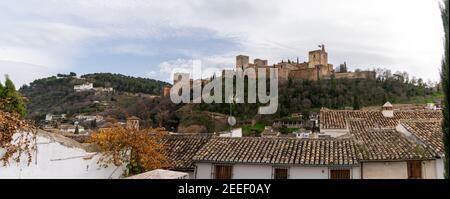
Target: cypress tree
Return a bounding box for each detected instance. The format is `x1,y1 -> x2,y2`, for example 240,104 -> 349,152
440,0 -> 449,179
352,94 -> 361,110
0,82 -> 4,99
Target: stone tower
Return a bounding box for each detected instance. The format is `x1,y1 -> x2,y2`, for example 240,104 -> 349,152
162,85 -> 171,97
253,58 -> 268,67
308,44 -> 328,68
236,55 -> 250,68
339,62 -> 348,73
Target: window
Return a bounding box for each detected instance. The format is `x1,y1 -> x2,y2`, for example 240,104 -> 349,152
407,161 -> 422,179
330,169 -> 351,179
214,165 -> 233,179
273,168 -> 289,179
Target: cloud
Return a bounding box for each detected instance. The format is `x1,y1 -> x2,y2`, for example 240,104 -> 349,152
0,0 -> 445,86
152,54 -> 236,83
0,60 -> 53,87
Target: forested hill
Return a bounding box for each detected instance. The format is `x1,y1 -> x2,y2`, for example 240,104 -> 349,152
196,69 -> 443,119
81,73 -> 169,94
19,73 -> 171,120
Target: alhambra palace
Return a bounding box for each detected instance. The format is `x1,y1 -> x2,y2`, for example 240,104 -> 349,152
234,44 -> 376,81
171,45 -> 376,89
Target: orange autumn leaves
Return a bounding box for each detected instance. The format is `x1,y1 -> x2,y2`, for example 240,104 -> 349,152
89,124 -> 170,173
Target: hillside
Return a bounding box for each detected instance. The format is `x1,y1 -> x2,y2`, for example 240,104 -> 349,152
19,73 -> 172,121
81,73 -> 169,94
196,69 -> 443,119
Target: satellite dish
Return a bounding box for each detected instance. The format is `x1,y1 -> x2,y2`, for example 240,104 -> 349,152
227,116 -> 236,126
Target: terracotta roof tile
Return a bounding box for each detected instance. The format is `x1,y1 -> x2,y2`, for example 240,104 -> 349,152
349,120 -> 435,161
161,134 -> 212,170
400,120 -> 444,155
193,137 -> 360,166
320,109 -> 442,129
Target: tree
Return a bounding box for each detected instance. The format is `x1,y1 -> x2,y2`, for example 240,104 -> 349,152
352,94 -> 361,110
74,125 -> 79,134
440,0 -> 449,179
0,100 -> 36,166
156,110 -> 169,127
89,125 -> 169,175
0,76 -> 26,117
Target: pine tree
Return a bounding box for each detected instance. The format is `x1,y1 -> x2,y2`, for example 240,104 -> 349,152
440,0 -> 449,179
0,76 -> 26,117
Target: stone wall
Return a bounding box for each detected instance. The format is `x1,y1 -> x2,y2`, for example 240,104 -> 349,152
334,71 -> 376,80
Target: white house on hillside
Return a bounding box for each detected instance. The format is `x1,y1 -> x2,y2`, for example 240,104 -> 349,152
74,83 -> 94,92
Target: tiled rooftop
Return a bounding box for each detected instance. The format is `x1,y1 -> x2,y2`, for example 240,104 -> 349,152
349,120 -> 436,161
400,120 -> 444,155
320,109 -> 442,129
193,137 -> 360,166
161,134 -> 212,170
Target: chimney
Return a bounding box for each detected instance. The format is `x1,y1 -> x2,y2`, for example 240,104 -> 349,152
381,102 -> 394,118
127,116 -> 140,131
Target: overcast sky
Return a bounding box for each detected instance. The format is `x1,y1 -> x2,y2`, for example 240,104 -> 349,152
0,0 -> 445,86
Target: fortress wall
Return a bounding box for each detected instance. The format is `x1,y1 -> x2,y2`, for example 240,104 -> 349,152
334,71 -> 376,80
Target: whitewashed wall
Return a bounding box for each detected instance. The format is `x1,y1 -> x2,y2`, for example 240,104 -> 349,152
362,162 -> 407,179
435,158 -> 444,179
233,165 -> 272,179
194,163 -> 360,179
290,167 -> 328,179
0,133 -> 125,179
362,161 -> 438,179
195,163 -> 213,179
319,128 -> 349,138
422,160 -> 437,179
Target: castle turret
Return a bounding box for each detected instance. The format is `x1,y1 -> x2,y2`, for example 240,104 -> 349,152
339,62 -> 348,73
253,58 -> 268,67
236,55 -> 249,68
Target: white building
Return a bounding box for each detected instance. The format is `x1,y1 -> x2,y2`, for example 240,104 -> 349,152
74,83 -> 94,92
45,114 -> 66,121
218,128 -> 242,137
192,135 -> 441,179
59,124 -> 86,134
319,105 -> 444,179
194,137 -> 361,179
75,115 -> 104,122
126,169 -> 189,179
93,87 -> 114,92
0,130 -> 125,179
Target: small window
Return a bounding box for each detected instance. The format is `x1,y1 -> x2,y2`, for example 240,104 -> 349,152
330,169 -> 351,179
273,168 -> 289,179
214,165 -> 233,179
407,161 -> 422,179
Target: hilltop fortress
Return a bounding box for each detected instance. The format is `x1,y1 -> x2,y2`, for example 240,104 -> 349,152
172,45 -> 376,86
235,44 -> 375,81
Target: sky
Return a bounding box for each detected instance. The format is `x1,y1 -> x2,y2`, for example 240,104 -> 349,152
0,0 -> 445,87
